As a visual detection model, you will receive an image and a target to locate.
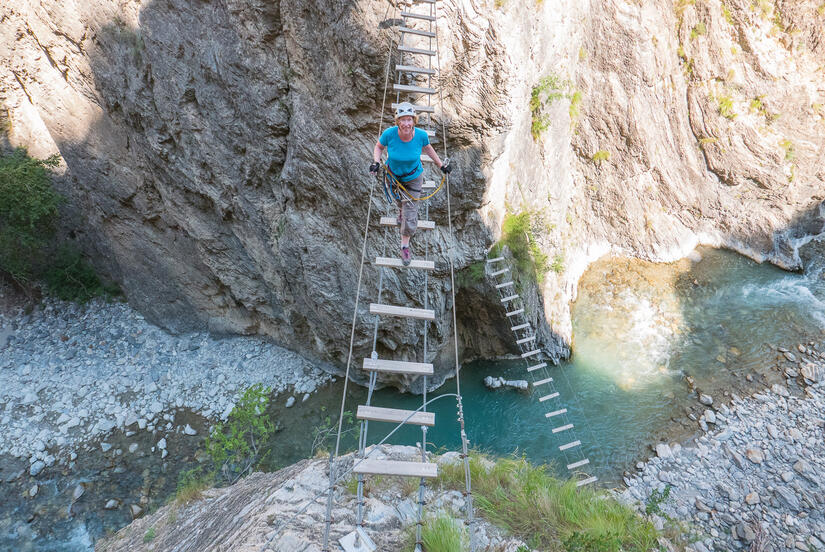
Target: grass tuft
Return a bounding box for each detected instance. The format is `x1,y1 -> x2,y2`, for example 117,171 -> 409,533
690,22 -> 707,40
436,453 -> 661,550
591,150 -> 610,163
779,138 -> 795,161
421,514 -> 468,552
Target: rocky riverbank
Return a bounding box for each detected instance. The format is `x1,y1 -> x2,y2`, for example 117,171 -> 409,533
621,344 -> 825,551
0,291 -> 334,473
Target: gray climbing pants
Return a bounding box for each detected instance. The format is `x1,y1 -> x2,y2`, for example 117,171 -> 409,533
396,174 -> 423,237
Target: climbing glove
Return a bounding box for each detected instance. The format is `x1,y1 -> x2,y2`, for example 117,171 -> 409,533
369,162 -> 380,174
440,160 -> 452,174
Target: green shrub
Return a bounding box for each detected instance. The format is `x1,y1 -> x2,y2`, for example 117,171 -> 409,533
205,384 -> 276,482
42,247 -> 120,302
716,94 -> 737,119
645,484 -> 671,516
421,515 -> 467,552
722,2 -> 734,23
437,453 -> 662,550
569,90 -> 583,128
456,261 -> 486,288
175,466 -> 214,505
530,74 -> 575,140
591,150 -> 610,163
779,138 -> 795,161
0,148 -> 61,282
143,527 -> 155,543
550,254 -> 564,274
491,212 -> 548,285
690,22 -> 707,39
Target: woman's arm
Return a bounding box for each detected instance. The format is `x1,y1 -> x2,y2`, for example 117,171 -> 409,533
422,144 -> 442,168
373,141 -> 386,163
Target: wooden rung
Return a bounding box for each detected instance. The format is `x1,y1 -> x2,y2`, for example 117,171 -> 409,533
546,408 -> 567,418
394,83 -> 436,94
375,257 -> 435,270
398,45 -> 436,56
400,26 -> 436,38
422,179 -> 436,189
500,295 -> 519,303
353,459 -> 438,478
539,392 -> 559,402
357,405 -> 435,426
363,357 -> 433,376
491,268 -> 509,276
552,423 -> 574,433
516,336 -> 535,345
534,377 -> 553,386
486,257 -> 505,263
392,102 -> 435,114
370,303 -> 435,321
521,349 -> 540,358
576,476 -> 598,487
401,11 -> 436,21
527,363 -> 547,372
495,281 -> 514,289
396,64 -> 437,76
380,216 -> 435,230
511,323 -> 529,331
567,458 -> 590,470
559,440 -> 581,451
505,308 -> 524,317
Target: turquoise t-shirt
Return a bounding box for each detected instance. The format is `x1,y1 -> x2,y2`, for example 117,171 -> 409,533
379,126 -> 430,182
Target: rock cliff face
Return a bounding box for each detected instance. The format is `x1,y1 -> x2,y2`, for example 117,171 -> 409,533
1,0 -> 823,386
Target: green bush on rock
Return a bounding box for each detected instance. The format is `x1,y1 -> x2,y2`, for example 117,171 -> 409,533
205,384 -> 276,483
0,147 -> 61,283
492,212 -> 549,285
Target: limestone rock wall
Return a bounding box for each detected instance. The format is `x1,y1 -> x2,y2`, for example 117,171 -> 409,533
1,0 -> 823,388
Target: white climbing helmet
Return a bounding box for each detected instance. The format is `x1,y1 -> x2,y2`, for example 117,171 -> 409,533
394,101 -> 417,120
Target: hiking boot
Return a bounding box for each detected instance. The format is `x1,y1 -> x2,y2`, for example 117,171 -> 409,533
400,246 -> 412,266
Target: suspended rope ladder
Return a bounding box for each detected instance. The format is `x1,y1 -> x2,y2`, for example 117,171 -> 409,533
485,256 -> 599,487
322,0 -> 476,550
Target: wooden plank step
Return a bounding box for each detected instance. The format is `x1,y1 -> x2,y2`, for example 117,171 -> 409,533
400,26 -> 436,38
375,257 -> 434,271
394,83 -> 437,94
380,216 -> 435,230
534,376 -> 553,386
511,323 -> 529,331
363,357 -> 433,376
392,101 -> 434,113
357,405 -> 435,426
539,392 -> 559,402
495,281 -> 514,289
396,64 -> 437,76
423,179 -> 436,189
401,11 -> 436,21
546,408 -> 567,418
370,303 -> 435,321
491,268 -> 509,276
516,336 -> 535,345
521,349 -> 540,358
576,476 -> 598,487
505,308 -> 524,317
487,256 -> 505,263
527,362 -> 547,372
559,440 -> 581,451
398,45 -> 436,56
567,458 -> 590,470
353,458 -> 438,478
552,423 -> 574,434
500,294 -> 519,303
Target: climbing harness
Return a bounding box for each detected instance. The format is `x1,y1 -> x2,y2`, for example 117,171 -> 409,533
380,165 -> 445,203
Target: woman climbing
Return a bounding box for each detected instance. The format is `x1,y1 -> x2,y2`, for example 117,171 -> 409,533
370,102 -> 451,266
